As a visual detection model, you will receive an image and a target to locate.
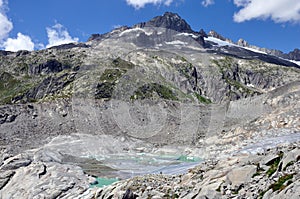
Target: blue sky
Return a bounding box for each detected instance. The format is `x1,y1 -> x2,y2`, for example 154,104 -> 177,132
0,0 -> 300,53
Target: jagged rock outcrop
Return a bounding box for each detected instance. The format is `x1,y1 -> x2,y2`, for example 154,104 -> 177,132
29,59 -> 65,75
287,48 -> 300,61
208,30 -> 233,43
18,72 -> 76,102
199,29 -> 208,38
208,30 -> 226,41
237,38 -> 249,47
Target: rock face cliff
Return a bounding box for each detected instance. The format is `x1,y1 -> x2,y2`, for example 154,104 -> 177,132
0,12 -> 299,198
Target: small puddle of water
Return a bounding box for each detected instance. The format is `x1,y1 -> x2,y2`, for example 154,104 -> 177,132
90,177 -> 118,188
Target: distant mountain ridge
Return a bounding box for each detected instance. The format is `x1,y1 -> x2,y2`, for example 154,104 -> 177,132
88,12 -> 300,62
208,30 -> 300,61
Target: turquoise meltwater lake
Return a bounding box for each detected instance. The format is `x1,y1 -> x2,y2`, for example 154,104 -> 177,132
89,153 -> 202,188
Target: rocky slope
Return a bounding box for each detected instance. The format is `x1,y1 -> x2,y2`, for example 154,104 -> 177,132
0,12 -> 299,198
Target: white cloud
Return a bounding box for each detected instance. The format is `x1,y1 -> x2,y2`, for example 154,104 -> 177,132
0,0 -> 13,41
1,2 -> 78,51
113,24 -> 122,29
202,0 -> 214,7
233,0 -> 249,7
0,0 -> 35,51
126,0 -> 173,9
3,32 -> 34,51
233,0 -> 300,23
46,23 -> 79,48
35,43 -> 45,50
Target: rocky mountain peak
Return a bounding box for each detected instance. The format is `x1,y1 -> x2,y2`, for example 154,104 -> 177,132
208,30 -> 226,41
208,30 -> 233,44
288,48 -> 300,61
134,12 -> 193,33
237,38 -> 249,47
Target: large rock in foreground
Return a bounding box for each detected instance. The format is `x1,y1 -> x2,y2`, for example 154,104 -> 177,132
0,150 -> 90,199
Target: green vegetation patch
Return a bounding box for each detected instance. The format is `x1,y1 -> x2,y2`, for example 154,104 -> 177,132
212,57 -> 259,95
194,93 -> 212,104
112,57 -> 134,69
266,152 -> 283,177
259,190 -> 268,199
0,72 -> 34,104
225,78 -> 256,95
100,68 -> 124,82
95,82 -> 115,99
94,63 -> 131,99
95,68 -> 126,99
176,62 -> 194,79
212,56 -> 233,73
131,83 -> 178,101
269,174 -> 293,192
259,174 -> 294,198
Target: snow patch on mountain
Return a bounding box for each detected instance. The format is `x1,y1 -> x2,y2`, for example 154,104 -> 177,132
176,33 -> 198,39
165,40 -> 187,45
290,60 -> 300,66
119,28 -> 153,37
243,47 -> 267,54
205,36 -> 270,55
205,36 -> 234,47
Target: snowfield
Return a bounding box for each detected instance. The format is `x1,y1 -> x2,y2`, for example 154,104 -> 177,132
119,28 -> 153,37
290,60 -> 300,66
165,40 -> 187,45
204,36 -> 234,47
205,37 -> 267,55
